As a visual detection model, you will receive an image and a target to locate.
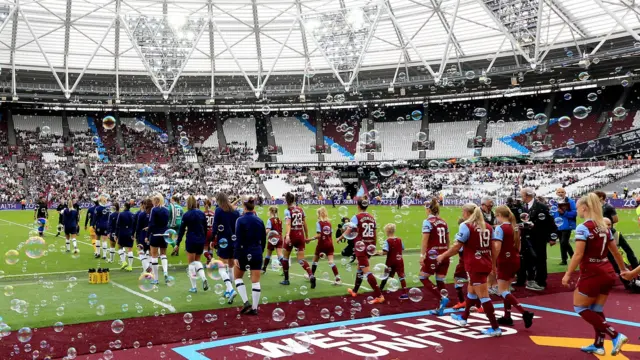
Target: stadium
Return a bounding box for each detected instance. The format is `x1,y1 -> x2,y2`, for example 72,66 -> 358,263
1,0 -> 640,358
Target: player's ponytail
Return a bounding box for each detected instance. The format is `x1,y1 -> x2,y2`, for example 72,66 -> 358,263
579,192 -> 606,230
268,205 -> 278,218
317,206 -> 329,222
495,205 -> 520,250
463,203 -> 486,231
426,197 -> 440,215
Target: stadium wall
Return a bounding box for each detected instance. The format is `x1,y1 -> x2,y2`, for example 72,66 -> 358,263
1,197 -> 637,210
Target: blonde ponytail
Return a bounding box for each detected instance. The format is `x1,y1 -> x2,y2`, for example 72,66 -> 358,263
495,205 -> 520,250
317,206 -> 329,222
578,192 -> 606,230
463,203 -> 486,231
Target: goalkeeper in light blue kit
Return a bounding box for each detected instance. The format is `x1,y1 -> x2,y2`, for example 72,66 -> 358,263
168,195 -> 184,255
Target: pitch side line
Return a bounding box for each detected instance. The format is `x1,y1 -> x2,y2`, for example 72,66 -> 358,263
267,267 -> 372,291
0,218 -> 94,247
111,280 -> 177,313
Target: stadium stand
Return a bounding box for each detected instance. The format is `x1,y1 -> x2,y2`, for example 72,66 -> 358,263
428,120 -> 479,158
271,117 -> 318,163
223,117 -> 257,151
376,121 -> 422,160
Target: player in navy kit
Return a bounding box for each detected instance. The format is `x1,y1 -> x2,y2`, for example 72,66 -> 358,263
174,196 -> 209,293
94,196 -> 110,260
134,199 -> 151,274
563,193 -> 628,356
107,202 -> 120,263
213,192 -> 240,302
146,194 -> 170,284
115,202 -> 135,272
233,196 -> 265,315
62,200 -> 80,254
437,203 -> 501,337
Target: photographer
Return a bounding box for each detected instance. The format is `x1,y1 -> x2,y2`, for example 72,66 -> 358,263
337,217 -> 353,258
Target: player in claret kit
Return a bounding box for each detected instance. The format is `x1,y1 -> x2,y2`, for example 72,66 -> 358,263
262,206 -> 284,274
337,196 -> 384,305
306,207 -> 341,285
420,197 -> 450,315
282,192 -> 315,288
562,193 -> 629,356
437,203 -> 502,337
492,205 -> 534,328
202,199 -> 215,265
379,223 -> 408,300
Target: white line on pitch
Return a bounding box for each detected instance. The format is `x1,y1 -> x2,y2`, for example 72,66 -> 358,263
110,280 -> 177,313
0,218 -> 94,247
267,267 -> 371,291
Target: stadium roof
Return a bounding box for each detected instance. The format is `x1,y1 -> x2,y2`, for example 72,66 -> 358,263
0,0 -> 639,101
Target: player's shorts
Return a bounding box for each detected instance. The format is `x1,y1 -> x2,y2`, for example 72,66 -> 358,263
454,256 -> 467,280
216,247 -> 232,260
497,260 -> 520,281
577,273 -> 617,298
89,227 -> 96,238
421,257 -> 450,276
315,243 -> 334,257
386,261 -> 405,278
96,227 -> 108,237
64,226 -> 78,235
356,255 -> 371,269
468,272 -> 490,285
284,237 -> 306,252
235,248 -> 263,271
149,235 -> 167,249
185,241 -> 205,255
118,233 -> 134,248
266,236 -> 283,252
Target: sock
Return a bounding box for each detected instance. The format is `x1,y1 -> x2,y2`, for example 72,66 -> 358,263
353,270 -> 363,293
299,259 -> 313,277
93,239 -> 99,255
400,277 -> 407,292
463,293 -> 478,320
366,272 -> 381,297
504,298 -> 511,319
380,279 -> 387,291
455,284 -> 465,303
219,267 -> 233,292
195,261 -> 206,281
420,276 -> 441,297
263,256 -> 271,271
127,251 -> 134,267
118,249 -> 125,263
281,258 -> 290,281
501,291 -> 525,315
252,282 -> 261,310
65,240 -> 70,251
188,263 -> 197,289
101,241 -> 108,258
480,297 -> 499,329
138,251 -> 148,270
72,238 -> 77,250
436,280 -> 445,293
575,305 -> 618,339
110,248 -> 116,262
312,262 -> 318,275
160,255 -> 168,275
594,311 -> 606,347
235,279 -> 248,303
330,262 -> 339,277
228,265 -> 234,283
151,257 -> 159,280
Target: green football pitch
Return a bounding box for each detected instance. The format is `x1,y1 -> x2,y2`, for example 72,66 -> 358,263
1,205 -> 639,331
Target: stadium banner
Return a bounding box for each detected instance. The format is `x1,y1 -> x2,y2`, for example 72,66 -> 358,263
552,127 -> 640,158
0,198 -> 636,210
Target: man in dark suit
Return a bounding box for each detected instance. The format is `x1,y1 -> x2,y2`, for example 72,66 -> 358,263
517,187 -> 558,291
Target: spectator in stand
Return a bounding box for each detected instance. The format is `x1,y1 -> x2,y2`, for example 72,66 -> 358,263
553,188 -> 577,266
